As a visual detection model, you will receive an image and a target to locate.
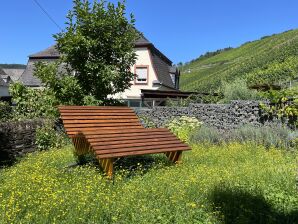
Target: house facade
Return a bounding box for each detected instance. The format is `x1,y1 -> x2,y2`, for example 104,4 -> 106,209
20,36 -> 180,107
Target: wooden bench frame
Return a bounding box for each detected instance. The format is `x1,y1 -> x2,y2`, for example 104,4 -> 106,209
59,106 -> 191,177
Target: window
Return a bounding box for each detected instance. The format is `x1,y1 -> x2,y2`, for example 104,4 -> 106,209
135,66 -> 148,84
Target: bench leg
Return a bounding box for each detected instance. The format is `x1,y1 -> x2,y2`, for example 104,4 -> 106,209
72,135 -> 90,156
99,158 -> 114,178
165,151 -> 182,163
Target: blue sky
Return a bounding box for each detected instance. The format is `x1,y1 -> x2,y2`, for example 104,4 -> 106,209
1,0 -> 298,64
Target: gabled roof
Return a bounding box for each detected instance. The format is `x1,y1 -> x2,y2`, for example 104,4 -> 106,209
29,45 -> 60,59
2,69 -> 24,82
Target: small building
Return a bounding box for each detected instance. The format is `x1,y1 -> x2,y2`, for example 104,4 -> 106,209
20,35 -> 184,106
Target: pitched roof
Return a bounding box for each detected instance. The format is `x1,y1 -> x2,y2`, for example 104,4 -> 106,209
20,58 -> 57,86
29,45 -> 60,58
2,69 -> 24,82
150,48 -> 175,89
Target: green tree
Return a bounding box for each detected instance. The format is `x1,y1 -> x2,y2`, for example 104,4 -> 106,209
34,62 -> 84,105
53,0 -> 139,101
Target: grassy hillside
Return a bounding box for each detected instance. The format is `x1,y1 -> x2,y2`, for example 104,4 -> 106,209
180,29 -> 298,92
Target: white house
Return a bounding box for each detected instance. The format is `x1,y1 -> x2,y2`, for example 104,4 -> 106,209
20,35 -> 182,107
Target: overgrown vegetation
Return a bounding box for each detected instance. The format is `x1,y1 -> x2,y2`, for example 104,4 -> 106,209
220,78 -> 261,103
0,101 -> 12,121
0,143 -> 297,223
35,121 -> 69,151
190,124 -> 297,149
166,116 -> 202,142
9,83 -> 59,120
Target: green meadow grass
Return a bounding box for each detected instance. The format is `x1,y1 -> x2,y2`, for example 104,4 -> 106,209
0,143 -> 297,223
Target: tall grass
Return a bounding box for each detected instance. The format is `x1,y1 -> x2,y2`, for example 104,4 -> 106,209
0,144 -> 297,223
190,124 -> 297,149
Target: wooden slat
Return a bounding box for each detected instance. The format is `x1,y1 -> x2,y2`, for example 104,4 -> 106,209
61,115 -> 139,120
67,125 -> 143,132
87,132 -> 174,142
59,106 -> 131,110
70,128 -> 168,136
90,136 -> 178,146
63,119 -> 139,124
67,126 -> 144,135
60,111 -> 136,115
93,140 -> 185,151
97,146 -> 190,159
62,117 -> 138,123
64,121 -> 140,128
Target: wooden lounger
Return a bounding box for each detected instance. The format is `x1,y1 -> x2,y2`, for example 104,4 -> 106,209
58,106 -> 191,177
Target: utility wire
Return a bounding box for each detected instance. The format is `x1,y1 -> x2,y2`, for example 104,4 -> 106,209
32,0 -> 62,30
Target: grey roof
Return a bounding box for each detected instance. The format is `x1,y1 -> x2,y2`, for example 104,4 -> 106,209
135,35 -> 151,46
20,58 -> 55,86
150,49 -> 175,89
2,69 -> 24,82
29,45 -> 60,58
0,69 -> 8,86
169,65 -> 178,74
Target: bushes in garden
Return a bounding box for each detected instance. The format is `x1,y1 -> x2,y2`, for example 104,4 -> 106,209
166,116 -> 202,142
190,124 -> 297,149
35,120 -> 69,151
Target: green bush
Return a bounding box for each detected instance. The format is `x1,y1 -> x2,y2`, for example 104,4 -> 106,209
138,115 -> 156,128
0,101 -> 12,121
9,82 -> 59,120
190,124 -> 296,149
35,121 -> 68,151
189,125 -> 223,144
166,116 -> 203,142
220,78 -> 261,103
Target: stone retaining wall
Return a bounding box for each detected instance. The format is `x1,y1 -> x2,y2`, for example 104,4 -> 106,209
0,119 -> 45,165
135,100 -> 263,129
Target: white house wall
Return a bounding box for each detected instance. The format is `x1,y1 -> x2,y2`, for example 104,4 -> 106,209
113,47 -> 159,99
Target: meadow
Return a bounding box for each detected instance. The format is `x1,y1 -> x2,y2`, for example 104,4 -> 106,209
0,143 -> 297,223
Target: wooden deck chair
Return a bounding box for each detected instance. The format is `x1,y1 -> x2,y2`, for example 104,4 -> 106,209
58,106 -> 191,177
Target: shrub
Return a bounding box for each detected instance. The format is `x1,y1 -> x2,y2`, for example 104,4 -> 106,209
189,125 -> 223,144
166,116 -> 203,142
9,82 -> 59,120
138,115 -> 156,128
190,124 -> 296,149
221,78 -> 261,103
35,120 -> 68,151
0,101 -> 12,121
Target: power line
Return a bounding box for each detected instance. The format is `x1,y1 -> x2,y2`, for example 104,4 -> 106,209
32,0 -> 62,30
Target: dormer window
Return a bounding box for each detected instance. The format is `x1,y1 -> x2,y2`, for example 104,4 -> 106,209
135,66 -> 148,84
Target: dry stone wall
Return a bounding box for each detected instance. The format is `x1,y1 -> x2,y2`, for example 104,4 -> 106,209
0,119 -> 45,165
135,100 -> 263,129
